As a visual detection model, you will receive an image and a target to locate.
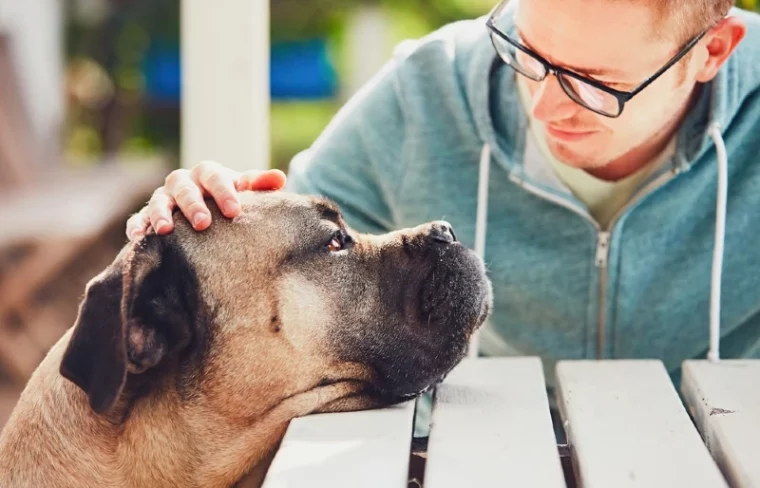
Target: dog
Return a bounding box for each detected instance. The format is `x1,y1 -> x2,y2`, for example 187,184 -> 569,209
0,191 -> 491,487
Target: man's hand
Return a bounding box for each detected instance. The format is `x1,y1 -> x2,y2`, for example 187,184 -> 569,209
126,160 -> 287,241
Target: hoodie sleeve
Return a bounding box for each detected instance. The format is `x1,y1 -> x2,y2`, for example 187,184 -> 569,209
285,59 -> 407,234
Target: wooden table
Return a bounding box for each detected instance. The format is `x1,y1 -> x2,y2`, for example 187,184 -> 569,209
260,358 -> 760,487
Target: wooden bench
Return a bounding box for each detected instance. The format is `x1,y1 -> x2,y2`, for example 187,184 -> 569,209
0,161 -> 167,386
260,357 -> 760,487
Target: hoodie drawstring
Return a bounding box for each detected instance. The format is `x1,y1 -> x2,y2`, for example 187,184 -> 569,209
468,144 -> 492,358
469,128 -> 728,363
708,123 -> 727,363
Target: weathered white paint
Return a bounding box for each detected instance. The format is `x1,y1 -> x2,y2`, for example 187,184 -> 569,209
681,360 -> 760,488
556,360 -> 728,488
262,401 -> 415,487
425,357 -> 566,488
344,5 -> 392,98
180,0 -> 270,172
0,0 -> 64,167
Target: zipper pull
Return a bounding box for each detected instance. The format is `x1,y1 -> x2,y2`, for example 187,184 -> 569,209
595,231 -> 610,268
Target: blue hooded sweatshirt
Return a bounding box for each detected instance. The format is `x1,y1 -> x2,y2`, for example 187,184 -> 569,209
285,4 -> 760,427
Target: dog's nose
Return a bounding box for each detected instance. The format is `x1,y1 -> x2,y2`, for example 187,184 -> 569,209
428,221 -> 457,244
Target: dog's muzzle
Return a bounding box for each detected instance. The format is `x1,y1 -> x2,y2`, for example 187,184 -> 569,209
416,221 -> 491,337
373,221 -> 492,401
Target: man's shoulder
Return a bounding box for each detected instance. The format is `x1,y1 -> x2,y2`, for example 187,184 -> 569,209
392,16 -> 487,57
388,16 -> 491,82
379,15 -> 495,133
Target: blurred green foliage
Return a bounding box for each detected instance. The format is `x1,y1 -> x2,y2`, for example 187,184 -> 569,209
63,0 -> 496,170
63,0 -> 760,171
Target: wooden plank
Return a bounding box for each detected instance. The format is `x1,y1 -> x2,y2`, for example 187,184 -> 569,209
0,326 -> 42,382
0,161 -> 165,247
21,303 -> 72,352
556,360 -> 728,488
0,382 -> 22,433
180,0 -> 270,171
0,0 -> 65,170
425,357 -> 566,488
0,36 -> 35,190
0,238 -> 87,317
682,360 -> 760,488
262,400 -> 415,487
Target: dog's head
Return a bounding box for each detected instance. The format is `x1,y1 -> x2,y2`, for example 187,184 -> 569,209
59,191 -> 491,420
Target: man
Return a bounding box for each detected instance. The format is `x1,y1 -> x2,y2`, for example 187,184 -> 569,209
127,0 -> 760,434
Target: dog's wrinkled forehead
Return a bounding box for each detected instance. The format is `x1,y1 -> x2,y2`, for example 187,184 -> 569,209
167,192 -> 344,294
239,191 -> 345,240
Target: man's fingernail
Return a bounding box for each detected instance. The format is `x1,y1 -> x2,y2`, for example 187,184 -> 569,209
192,214 -> 206,227
223,199 -> 239,215
152,219 -> 166,232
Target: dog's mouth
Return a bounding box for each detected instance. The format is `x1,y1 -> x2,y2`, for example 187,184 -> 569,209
322,237 -> 492,407
368,245 -> 492,401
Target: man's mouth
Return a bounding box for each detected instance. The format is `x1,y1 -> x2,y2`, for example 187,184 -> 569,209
546,125 -> 597,142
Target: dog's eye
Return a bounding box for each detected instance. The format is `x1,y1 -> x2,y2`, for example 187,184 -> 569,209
327,231 -> 351,253
328,236 -> 343,252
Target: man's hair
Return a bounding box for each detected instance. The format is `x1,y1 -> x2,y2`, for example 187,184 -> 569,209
650,0 -> 734,45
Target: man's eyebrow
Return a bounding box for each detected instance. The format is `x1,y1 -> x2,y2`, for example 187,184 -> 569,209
516,28 -> 626,77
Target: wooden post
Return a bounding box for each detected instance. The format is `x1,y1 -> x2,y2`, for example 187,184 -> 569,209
0,0 -> 64,175
180,0 -> 270,172
344,5 -> 391,99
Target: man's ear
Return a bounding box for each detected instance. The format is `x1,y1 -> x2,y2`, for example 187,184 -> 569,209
59,235 -> 201,414
695,16 -> 746,83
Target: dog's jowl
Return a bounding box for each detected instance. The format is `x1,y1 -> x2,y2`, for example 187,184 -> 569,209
0,191 -> 492,488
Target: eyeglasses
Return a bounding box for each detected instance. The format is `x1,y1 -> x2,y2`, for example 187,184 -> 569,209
485,0 -> 709,118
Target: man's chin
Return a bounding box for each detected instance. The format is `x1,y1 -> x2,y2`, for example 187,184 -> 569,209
546,140 -> 607,170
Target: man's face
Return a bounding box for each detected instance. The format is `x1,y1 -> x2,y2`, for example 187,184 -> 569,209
515,0 -> 701,169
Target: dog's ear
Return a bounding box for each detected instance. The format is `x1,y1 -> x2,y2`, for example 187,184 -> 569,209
60,235 -> 201,414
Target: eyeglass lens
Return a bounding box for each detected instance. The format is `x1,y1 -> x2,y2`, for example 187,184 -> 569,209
490,32 -> 621,116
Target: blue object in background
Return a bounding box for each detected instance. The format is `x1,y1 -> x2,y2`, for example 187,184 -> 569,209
143,41 -> 182,103
270,38 -> 338,100
142,38 -> 338,103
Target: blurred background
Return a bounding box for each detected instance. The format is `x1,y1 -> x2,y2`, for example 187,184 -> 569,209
63,0 -> 499,171
0,0 -> 758,427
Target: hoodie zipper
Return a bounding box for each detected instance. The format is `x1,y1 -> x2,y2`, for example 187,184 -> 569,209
594,231 -> 610,358
509,168 -> 677,358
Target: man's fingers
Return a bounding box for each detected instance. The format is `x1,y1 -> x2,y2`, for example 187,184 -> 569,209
165,168 -> 212,230
236,169 -> 287,191
172,183 -> 211,230
126,210 -> 150,241
154,162 -> 280,233
191,160 -> 241,218
148,188 -> 178,234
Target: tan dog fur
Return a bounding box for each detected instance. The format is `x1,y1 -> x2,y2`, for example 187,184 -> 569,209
0,191 -> 491,488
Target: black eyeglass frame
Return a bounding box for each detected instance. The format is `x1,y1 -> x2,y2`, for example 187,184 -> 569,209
485,0 -> 711,117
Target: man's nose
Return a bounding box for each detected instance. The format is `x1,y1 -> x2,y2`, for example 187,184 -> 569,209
427,221 -> 457,244
530,75 -> 579,122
